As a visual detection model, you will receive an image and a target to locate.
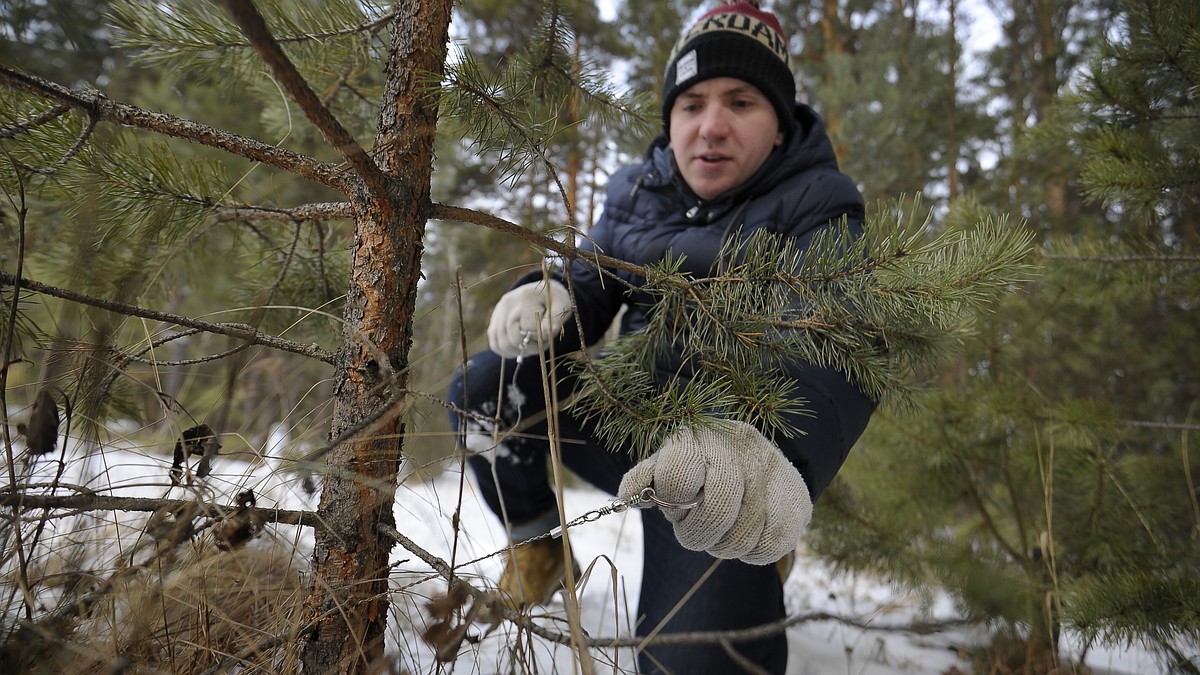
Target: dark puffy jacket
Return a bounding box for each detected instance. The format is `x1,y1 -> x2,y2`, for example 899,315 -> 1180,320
541,103 -> 875,500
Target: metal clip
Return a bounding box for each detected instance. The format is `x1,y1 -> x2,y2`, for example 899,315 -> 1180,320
612,486 -> 700,513
548,486 -> 701,538
608,490 -> 645,514
640,486 -> 702,510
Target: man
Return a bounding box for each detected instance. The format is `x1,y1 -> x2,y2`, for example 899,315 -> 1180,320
448,2 -> 875,672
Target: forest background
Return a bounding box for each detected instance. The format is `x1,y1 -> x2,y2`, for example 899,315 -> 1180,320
0,0 -> 1197,673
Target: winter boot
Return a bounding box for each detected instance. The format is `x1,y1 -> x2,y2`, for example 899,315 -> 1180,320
498,538 -> 580,610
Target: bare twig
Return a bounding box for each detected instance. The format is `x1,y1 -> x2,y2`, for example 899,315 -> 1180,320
1120,419 -> 1200,433
577,610 -> 974,649
211,8 -> 402,49
212,201 -> 354,222
15,112 -> 97,175
0,270 -> 333,363
0,104 -> 71,139
432,202 -> 645,279
211,199 -> 636,288
0,492 -> 319,529
213,199 -> 648,287
0,151 -> 35,622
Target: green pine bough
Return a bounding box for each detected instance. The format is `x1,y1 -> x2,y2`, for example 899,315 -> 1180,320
569,200 -> 1037,459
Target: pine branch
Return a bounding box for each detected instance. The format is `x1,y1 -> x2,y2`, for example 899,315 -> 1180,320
0,104 -> 71,139
0,65 -> 348,191
0,491 -> 317,528
220,0 -> 389,197
432,202 -> 646,278
570,210 -> 1037,454
212,201 -> 353,222
442,56 -> 568,198
87,137 -> 233,240
440,2 -> 651,217
518,1 -> 652,129
0,271 -> 333,363
220,200 -> 652,288
110,0 -> 392,59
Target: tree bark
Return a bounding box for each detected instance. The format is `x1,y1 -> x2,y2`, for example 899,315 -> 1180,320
298,0 -> 452,672
818,0 -> 854,163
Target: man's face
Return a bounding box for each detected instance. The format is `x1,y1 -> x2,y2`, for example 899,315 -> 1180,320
669,77 -> 783,201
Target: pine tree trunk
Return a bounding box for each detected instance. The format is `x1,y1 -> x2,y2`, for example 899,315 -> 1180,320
818,0 -> 853,162
298,0 -> 452,672
947,0 -> 961,199
1031,0 -> 1069,218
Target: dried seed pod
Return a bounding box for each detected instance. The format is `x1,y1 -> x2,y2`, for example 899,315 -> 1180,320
213,490 -> 265,551
145,502 -> 198,549
18,389 -> 60,456
169,424 -> 221,485
421,581 -> 474,662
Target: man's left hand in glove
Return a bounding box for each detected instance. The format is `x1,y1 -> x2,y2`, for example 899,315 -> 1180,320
617,420 -> 812,565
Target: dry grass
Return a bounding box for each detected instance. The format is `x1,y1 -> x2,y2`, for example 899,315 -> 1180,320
2,541 -> 307,674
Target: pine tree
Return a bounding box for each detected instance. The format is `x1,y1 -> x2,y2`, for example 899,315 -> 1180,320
809,1 -> 1200,671
978,0 -> 1120,230
783,0 -> 993,206
1069,0 -> 1200,241
4,0 -> 446,670
1047,0 -> 1200,663
1,0 -> 640,670
0,1 -> 1084,673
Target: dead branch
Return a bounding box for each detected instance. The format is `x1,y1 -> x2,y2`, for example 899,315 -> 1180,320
0,492 -> 319,529
432,202 -> 645,278
212,201 -> 354,222
212,200 -> 644,288
0,270 -> 333,364
0,104 -> 71,139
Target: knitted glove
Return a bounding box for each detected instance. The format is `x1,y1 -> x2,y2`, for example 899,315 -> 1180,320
617,421 -> 812,565
487,280 -> 573,359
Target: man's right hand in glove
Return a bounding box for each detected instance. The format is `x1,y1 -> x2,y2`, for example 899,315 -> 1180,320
487,280 -> 573,359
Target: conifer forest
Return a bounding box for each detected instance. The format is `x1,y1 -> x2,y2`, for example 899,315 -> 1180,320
0,0 -> 1197,673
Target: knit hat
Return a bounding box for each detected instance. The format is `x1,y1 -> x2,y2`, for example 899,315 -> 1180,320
662,1 -> 796,138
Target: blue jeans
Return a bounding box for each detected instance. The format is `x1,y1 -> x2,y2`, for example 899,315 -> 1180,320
449,349 -> 788,674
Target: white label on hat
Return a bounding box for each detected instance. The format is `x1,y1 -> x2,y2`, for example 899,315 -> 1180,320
676,49 -> 698,84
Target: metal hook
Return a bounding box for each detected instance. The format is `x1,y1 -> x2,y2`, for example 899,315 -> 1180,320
637,486 -> 701,511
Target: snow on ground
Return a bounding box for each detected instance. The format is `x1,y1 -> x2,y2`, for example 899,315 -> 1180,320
4,436 -> 1168,674
388,462 -> 1167,675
